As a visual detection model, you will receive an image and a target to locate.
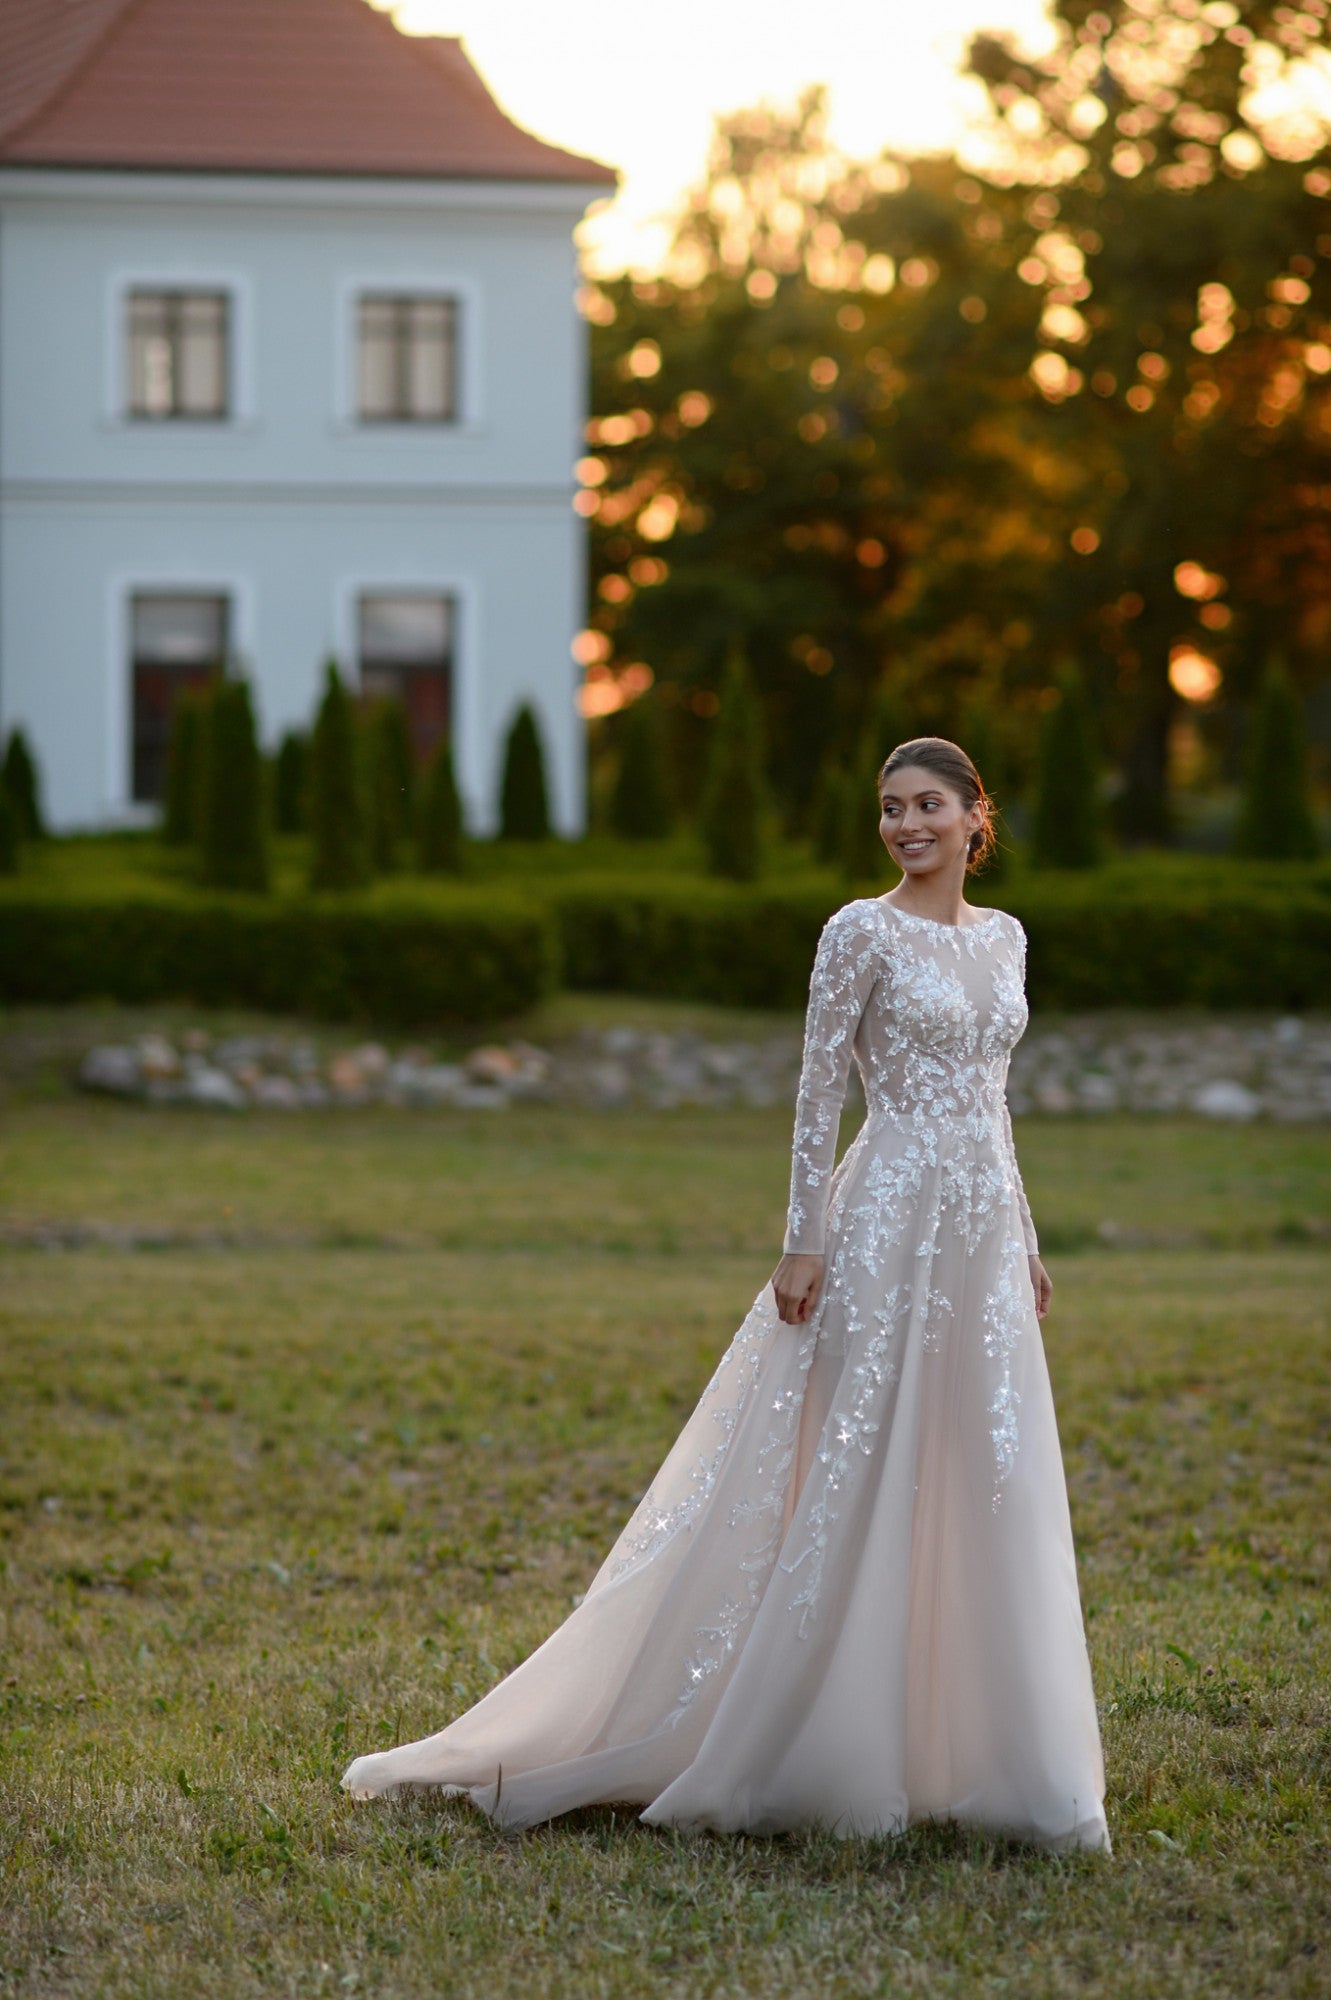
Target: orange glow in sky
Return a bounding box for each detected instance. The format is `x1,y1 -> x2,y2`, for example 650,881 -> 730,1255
371,0 -> 1057,271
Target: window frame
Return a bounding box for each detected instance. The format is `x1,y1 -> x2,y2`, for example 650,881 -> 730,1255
108,269 -> 254,428
355,293 -> 459,426
335,273 -> 481,432
127,589 -> 232,805
126,288 -> 231,421
355,590 -> 457,765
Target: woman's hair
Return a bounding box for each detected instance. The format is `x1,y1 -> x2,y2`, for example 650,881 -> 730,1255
877,736 -> 997,874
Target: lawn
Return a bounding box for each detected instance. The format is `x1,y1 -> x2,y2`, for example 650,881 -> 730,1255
1,1041 -> 1329,1997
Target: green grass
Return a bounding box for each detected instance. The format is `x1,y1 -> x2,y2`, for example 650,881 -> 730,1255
2,1073 -> 1329,1996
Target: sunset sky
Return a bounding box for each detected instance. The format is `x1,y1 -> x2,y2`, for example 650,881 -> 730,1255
372,0 -> 1057,271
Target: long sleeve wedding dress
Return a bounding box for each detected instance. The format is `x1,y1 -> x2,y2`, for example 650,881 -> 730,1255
342,897 -> 1111,1852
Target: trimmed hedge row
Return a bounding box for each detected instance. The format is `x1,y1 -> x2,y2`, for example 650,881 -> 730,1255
551,878 -> 1331,1012
0,895 -> 556,1027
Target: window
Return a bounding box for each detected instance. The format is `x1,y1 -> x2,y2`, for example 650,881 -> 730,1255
131,593 -> 229,802
358,594 -> 453,762
356,296 -> 457,422
127,290 -> 229,419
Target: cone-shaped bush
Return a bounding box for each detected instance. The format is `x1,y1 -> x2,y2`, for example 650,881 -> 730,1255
499,703 -> 552,840
308,661 -> 370,891
273,730 -> 309,835
366,698 -> 415,871
199,678 -> 269,892
610,692 -> 673,839
810,754 -> 848,867
699,649 -> 765,881
1031,661 -> 1106,869
2,729 -> 44,840
840,682 -> 910,882
1233,656 -> 1321,859
417,735 -> 465,873
0,781 -> 20,874
162,691 -> 209,846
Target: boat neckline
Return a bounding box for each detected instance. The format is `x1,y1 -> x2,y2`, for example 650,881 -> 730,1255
875,897 -> 1003,934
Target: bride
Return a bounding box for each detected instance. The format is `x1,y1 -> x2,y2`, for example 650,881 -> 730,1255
343,736 -> 1111,1854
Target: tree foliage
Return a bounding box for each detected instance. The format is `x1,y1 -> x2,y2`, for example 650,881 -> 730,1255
366,698 -> 414,871
499,705 -> 552,841
699,649 -> 765,880
610,693 -> 674,839
2,729 -> 44,841
162,692 -> 209,847
199,679 -> 270,893
1234,655 -> 1321,857
417,736 -> 466,874
1031,662 -> 1107,870
577,17 -> 1331,845
273,731 -> 308,836
308,662 -> 370,892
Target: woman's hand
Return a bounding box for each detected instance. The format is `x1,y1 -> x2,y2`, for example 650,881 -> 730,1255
772,1253 -> 826,1325
1030,1254 -> 1052,1322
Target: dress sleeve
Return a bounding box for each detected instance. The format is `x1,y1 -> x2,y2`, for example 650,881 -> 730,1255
1001,915 -> 1039,1256
783,907 -> 880,1257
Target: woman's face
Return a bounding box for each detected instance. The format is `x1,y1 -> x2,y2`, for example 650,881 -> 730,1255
877,765 -> 982,876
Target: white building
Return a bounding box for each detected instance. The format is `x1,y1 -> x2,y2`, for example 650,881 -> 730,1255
0,0 -> 614,833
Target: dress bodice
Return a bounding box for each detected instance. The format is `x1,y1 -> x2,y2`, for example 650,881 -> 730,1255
783,898 -> 1038,1258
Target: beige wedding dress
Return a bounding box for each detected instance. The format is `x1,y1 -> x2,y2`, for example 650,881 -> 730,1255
342,897 -> 1111,1852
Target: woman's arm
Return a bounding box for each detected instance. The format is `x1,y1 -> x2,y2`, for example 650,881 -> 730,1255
781,907 -> 880,1260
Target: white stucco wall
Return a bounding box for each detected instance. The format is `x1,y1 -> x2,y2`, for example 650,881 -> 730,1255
0,170 -> 595,833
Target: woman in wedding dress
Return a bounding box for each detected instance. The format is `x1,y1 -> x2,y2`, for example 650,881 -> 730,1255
343,737 -> 1110,1853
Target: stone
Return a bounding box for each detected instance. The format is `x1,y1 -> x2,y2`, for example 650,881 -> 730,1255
79,1046 -> 143,1096
328,1052 -> 368,1097
136,1034 -> 181,1080
1076,1072 -> 1120,1113
467,1045 -> 520,1084
251,1074 -> 301,1108
1189,1079 -> 1260,1120
353,1042 -> 390,1081
183,1066 -> 247,1110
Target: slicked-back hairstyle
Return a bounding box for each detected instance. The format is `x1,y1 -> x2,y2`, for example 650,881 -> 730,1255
877,736 -> 997,874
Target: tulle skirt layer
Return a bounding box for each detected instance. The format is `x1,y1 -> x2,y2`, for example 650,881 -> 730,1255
342,1114 -> 1110,1853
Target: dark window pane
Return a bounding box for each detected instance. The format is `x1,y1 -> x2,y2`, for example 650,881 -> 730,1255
131,592 -> 228,802
357,592 -> 453,762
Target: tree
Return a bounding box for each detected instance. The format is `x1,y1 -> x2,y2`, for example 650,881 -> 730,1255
2,729 -> 44,840
1031,663 -> 1106,869
610,693 -> 674,839
699,649 -> 765,880
417,736 -> 465,873
199,678 -> 269,892
162,691 -> 208,846
499,704 -> 552,840
273,730 -> 308,835
840,683 -> 911,881
308,662 -> 370,890
1233,657 -> 1321,859
809,753 -> 848,866
0,782 -> 20,875
366,698 -> 414,870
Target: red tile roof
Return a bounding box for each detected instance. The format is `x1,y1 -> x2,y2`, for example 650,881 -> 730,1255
0,0 -> 616,186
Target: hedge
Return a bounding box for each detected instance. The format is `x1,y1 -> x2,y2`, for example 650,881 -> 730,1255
0,894 -> 557,1027
551,878 -> 1331,1012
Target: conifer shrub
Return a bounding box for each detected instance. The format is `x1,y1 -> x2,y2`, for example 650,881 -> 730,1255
1234,657 -> 1321,860
308,662 -> 370,891
610,692 -> 673,839
958,694 -> 1010,881
366,698 -> 415,871
809,755 -> 848,867
2,729 -> 45,840
162,690 -> 209,846
1031,661 -> 1106,869
699,650 -> 765,881
418,736 -> 465,873
499,704 -> 552,841
0,783 -> 20,875
839,683 -> 910,882
199,678 -> 270,893
273,730 -> 309,835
